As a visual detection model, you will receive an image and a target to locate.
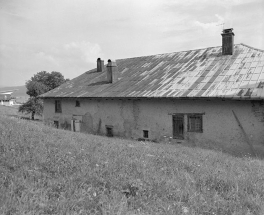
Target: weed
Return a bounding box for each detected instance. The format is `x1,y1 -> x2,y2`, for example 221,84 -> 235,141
0,106 -> 264,214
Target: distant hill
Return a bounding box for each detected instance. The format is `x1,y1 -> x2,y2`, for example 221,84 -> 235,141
0,85 -> 27,96
0,85 -> 29,103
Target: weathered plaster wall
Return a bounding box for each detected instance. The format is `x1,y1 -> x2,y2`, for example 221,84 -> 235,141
43,98 -> 264,156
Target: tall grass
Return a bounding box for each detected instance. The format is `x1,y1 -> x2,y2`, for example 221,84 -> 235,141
0,107 -> 264,214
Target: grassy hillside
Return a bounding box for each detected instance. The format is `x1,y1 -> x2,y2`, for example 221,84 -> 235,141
0,108 -> 264,214
0,104 -> 42,120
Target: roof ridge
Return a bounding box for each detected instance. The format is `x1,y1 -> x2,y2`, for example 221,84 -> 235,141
117,45 -> 223,61
240,43 -> 264,52
117,43 -> 264,61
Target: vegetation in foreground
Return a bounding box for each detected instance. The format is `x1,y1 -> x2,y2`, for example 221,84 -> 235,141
0,108 -> 264,214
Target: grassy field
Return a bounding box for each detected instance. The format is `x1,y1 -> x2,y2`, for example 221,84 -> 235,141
0,106 -> 264,214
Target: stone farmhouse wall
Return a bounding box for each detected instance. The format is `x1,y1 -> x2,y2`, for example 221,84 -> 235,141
43,98 -> 264,156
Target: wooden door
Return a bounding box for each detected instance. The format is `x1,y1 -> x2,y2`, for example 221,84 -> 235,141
173,115 -> 184,139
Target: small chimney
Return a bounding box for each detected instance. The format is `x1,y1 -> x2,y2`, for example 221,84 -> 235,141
221,28 -> 235,55
106,59 -> 118,83
97,58 -> 104,72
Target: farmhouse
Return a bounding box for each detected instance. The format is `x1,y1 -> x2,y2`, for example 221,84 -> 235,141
40,29 -> 264,156
0,91 -> 15,106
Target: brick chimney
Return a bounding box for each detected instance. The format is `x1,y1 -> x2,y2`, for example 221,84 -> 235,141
221,28 -> 235,55
97,58 -> 104,72
106,59 -> 118,83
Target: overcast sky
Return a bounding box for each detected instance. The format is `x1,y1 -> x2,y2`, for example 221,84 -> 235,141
0,0 -> 263,87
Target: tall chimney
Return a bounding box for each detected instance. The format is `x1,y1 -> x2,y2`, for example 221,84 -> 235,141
221,28 -> 235,55
107,59 -> 118,83
97,58 -> 104,72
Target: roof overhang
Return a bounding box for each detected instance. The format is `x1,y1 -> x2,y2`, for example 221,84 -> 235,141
40,96 -> 264,101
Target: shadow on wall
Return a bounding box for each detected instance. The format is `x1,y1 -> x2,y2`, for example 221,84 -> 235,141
82,112 -> 95,134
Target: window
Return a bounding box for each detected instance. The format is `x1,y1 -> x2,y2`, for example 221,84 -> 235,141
188,115 -> 203,132
106,125 -> 113,137
55,100 -> 62,113
143,130 -> 149,138
75,100 -> 80,107
54,121 -> 59,129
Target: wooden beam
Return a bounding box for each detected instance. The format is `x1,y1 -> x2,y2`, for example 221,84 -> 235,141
168,112 -> 205,115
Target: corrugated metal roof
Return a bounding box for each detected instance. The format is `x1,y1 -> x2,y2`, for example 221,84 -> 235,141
40,43 -> 264,100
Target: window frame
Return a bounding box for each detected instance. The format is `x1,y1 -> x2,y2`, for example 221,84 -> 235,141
75,100 -> 80,107
187,114 -> 203,133
55,100 -> 62,113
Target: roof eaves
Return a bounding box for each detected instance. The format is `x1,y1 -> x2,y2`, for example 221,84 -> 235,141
40,96 -> 264,100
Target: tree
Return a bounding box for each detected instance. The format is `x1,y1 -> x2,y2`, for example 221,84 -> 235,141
18,97 -> 43,120
19,71 -> 68,120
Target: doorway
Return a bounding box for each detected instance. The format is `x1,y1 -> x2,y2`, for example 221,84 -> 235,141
173,115 -> 184,139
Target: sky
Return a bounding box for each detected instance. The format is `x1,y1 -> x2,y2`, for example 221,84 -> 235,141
0,0 -> 263,87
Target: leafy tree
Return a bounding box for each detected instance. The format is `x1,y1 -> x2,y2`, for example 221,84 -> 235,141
19,71 -> 68,120
18,97 -> 43,120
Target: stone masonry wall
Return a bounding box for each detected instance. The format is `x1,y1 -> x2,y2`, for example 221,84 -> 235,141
43,98 -> 264,157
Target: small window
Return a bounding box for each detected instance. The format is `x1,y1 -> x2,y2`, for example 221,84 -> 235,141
75,100 -> 80,107
188,115 -> 203,132
106,126 -> 113,137
143,130 -> 149,138
54,121 -> 59,129
55,100 -> 62,113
